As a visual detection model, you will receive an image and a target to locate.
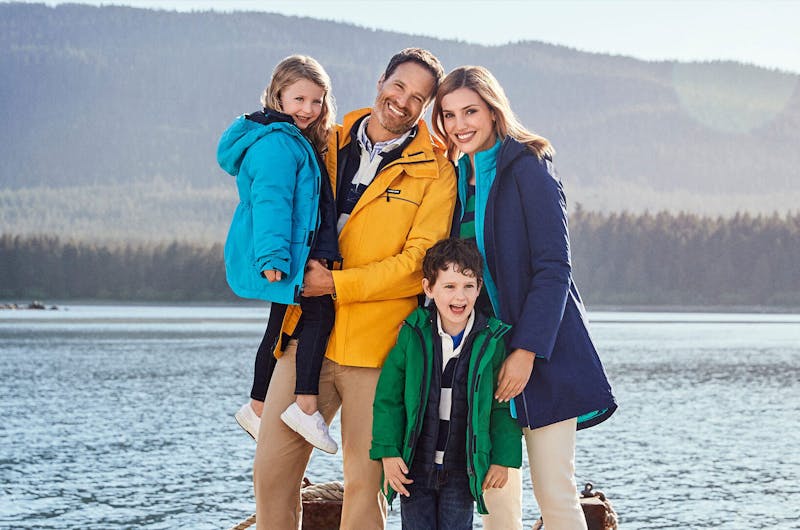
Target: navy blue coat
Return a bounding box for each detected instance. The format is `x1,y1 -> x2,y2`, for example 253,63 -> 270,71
452,137 -> 617,430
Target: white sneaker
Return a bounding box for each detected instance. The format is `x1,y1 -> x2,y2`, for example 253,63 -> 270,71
280,402 -> 338,454
234,402 -> 261,441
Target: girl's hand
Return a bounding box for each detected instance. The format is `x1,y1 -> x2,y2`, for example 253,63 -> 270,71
482,464 -> 508,490
382,457 -> 413,497
495,348 -> 535,402
263,270 -> 282,282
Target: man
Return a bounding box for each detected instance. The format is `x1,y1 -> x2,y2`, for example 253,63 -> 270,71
253,48 -> 456,530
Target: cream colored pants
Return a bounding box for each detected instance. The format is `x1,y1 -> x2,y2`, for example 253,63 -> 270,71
482,417 -> 586,530
253,341 -> 386,530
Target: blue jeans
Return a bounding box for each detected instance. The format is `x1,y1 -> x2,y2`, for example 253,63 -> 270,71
400,468 -> 474,530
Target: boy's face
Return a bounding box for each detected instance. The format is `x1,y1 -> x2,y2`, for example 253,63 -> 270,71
422,263 -> 481,336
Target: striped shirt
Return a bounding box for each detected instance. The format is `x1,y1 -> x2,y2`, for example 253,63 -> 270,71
459,184 -> 494,317
336,117 -> 414,232
434,310 -> 475,465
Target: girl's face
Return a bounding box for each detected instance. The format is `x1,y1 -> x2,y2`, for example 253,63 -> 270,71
279,78 -> 325,130
440,87 -> 497,156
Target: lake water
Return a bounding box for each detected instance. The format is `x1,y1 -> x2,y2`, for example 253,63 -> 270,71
1,305 -> 799,529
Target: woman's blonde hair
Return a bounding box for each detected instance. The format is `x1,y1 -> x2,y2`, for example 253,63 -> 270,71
432,66 -> 554,162
261,55 -> 335,153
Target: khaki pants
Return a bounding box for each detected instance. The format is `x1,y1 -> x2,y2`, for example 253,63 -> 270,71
482,417 -> 586,530
253,341 -> 386,530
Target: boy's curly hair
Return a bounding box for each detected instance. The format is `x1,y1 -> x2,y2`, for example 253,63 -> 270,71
422,238 -> 484,285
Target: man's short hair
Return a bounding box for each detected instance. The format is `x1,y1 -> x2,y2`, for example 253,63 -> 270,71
422,238 -> 484,286
382,48 -> 445,97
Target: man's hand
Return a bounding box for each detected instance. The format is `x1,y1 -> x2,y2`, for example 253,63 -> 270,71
381,457 -> 413,497
495,348 -> 535,402
481,464 -> 509,491
263,270 -> 282,282
301,259 -> 335,297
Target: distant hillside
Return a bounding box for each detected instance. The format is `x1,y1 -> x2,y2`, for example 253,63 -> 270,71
1,3 -> 799,242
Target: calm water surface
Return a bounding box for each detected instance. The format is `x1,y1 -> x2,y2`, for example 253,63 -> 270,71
1,305 -> 799,529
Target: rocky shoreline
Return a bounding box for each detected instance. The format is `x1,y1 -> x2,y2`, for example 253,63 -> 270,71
1,301 -> 59,310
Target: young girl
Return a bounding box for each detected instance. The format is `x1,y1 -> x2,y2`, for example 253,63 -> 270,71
433,66 -> 617,529
217,55 -> 340,454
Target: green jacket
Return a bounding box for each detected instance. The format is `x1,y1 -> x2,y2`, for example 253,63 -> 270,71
370,306 -> 522,514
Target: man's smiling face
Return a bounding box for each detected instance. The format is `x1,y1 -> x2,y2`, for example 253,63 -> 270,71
369,61 -> 436,142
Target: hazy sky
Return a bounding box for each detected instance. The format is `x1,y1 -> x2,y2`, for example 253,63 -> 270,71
18,0 -> 800,74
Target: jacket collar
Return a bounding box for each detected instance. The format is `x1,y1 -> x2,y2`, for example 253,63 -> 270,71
245,107 -> 295,127
336,108 -> 446,179
408,305 -> 503,338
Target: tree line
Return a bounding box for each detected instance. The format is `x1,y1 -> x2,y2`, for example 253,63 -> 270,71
1,209 -> 798,307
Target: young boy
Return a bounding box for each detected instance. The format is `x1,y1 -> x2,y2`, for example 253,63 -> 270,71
370,238 -> 522,528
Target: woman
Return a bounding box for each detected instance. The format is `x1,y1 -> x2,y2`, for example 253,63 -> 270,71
432,66 -> 617,529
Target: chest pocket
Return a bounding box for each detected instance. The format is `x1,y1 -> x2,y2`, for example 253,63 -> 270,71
382,186 -> 422,207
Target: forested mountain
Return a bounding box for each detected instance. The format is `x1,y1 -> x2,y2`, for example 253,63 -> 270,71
2,2 -> 799,240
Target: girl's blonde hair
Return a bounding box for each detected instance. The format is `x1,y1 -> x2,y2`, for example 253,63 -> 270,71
261,55 -> 335,153
432,66 -> 554,162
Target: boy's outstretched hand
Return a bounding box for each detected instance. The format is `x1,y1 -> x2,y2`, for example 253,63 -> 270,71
482,464 -> 509,490
381,457 -> 413,497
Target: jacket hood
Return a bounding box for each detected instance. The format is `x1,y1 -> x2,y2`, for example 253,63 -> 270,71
496,136 -> 554,176
337,108 -> 448,163
217,108 -> 298,177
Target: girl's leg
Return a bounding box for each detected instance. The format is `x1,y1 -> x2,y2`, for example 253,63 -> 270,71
525,418 -> 586,530
279,295 -> 337,453
236,303 -> 286,440
293,295 -> 334,403
250,303 -> 287,406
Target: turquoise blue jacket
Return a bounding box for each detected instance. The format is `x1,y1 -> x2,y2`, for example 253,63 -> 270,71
217,110 -> 323,304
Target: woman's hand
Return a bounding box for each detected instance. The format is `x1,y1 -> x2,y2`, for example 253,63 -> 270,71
381,457 -> 413,496
495,348 -> 535,402
263,269 -> 282,282
482,464 -> 509,490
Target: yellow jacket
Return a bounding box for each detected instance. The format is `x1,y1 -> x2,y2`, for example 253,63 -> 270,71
278,108 -> 456,368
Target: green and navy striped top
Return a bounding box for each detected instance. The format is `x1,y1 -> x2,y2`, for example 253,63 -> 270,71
459,183 -> 495,317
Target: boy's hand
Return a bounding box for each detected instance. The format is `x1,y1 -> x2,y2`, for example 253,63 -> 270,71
482,464 -> 508,491
263,269 -> 282,282
495,348 -> 535,402
381,457 -> 413,497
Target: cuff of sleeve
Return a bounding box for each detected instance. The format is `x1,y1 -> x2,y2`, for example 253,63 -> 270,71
258,257 -> 289,276
369,443 -> 401,461
331,270 -> 352,302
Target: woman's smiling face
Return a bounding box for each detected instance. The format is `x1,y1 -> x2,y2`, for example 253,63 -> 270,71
440,87 -> 497,156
